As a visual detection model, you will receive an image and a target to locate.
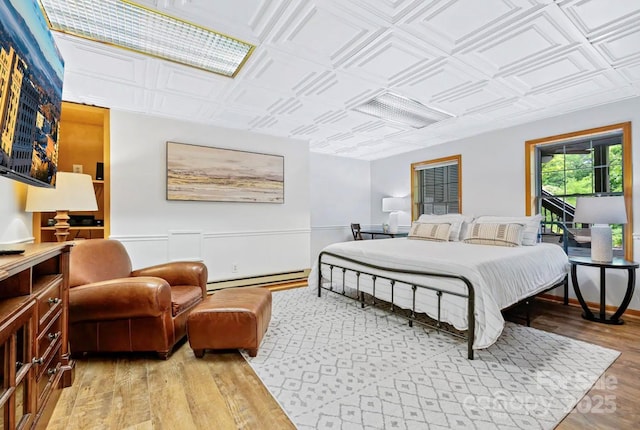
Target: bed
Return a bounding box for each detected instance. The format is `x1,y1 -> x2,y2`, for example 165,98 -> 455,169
309,224 -> 570,359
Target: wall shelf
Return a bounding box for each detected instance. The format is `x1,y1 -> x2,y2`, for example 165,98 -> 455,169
33,102 -> 110,243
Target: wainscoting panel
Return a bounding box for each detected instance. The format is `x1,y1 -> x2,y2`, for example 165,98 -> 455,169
168,230 -> 203,262
111,234 -> 170,270
203,228 -> 310,282
112,228 -> 310,283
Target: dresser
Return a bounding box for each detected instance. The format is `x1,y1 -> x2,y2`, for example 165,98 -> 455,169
0,243 -> 74,429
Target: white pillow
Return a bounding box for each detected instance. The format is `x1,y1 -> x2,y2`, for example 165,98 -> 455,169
473,214 -> 542,246
417,214 -> 473,241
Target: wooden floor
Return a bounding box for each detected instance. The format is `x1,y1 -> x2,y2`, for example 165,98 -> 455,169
519,299 -> 640,429
48,296 -> 639,430
46,341 -> 295,430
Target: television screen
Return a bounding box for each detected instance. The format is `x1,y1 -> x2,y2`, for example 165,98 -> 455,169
0,0 -> 64,188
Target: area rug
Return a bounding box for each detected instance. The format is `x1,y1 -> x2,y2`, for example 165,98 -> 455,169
243,287 -> 619,429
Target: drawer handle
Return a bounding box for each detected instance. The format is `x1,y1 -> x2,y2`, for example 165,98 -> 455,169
47,368 -> 57,376
47,331 -> 61,342
32,357 -> 43,365
47,297 -> 61,306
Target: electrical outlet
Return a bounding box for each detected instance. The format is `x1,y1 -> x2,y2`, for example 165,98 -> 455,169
232,264 -> 238,273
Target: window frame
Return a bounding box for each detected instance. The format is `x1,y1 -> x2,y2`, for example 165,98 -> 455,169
525,122 -> 633,260
411,154 -> 462,221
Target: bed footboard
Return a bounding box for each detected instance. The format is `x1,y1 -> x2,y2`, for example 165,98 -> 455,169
317,251 -> 476,360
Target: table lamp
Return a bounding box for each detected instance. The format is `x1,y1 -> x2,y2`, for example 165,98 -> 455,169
573,195 -> 627,262
382,197 -> 405,234
25,172 -> 98,242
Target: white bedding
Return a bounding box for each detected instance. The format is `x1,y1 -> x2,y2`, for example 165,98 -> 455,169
308,238 -> 569,349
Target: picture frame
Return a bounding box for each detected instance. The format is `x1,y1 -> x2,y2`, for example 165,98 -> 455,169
166,141 -> 284,203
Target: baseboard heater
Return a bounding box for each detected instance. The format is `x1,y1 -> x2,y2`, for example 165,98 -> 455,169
208,269 -> 310,290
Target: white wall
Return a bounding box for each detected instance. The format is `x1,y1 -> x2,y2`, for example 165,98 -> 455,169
371,96 -> 640,311
109,110 -> 310,281
0,179 -> 32,244
370,162 -> 413,230
309,153 -> 371,265
5,95 -> 640,310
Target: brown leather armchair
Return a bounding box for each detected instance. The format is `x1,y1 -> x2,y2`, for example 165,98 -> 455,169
68,239 -> 207,359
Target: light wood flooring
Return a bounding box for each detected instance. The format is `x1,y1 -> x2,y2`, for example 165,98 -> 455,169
46,340 -> 294,430
48,295 -> 639,430
520,299 -> 640,429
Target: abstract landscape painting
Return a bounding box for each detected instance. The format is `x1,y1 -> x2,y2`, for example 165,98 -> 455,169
166,142 -> 284,203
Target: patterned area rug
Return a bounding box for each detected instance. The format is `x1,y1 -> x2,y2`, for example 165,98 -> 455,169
243,287 -> 619,429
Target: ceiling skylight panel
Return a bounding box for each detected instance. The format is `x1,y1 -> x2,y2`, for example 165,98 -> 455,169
353,92 -> 454,129
39,0 -> 255,77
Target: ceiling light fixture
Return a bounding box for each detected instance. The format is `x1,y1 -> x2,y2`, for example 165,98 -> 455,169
39,0 -> 255,78
353,92 -> 453,129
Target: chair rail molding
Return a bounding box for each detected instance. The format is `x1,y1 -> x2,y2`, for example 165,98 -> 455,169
110,227 -> 311,242
203,228 -> 310,239
311,225 -> 352,231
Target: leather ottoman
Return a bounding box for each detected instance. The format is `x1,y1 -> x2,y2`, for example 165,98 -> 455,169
187,287 -> 272,358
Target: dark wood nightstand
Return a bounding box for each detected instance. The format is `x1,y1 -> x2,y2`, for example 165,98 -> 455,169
570,256 -> 639,324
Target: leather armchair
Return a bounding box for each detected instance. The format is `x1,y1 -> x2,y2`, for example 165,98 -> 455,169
68,239 -> 207,359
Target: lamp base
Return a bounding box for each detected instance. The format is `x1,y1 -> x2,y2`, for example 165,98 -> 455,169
388,212 -> 399,234
54,210 -> 70,242
590,224 -> 612,262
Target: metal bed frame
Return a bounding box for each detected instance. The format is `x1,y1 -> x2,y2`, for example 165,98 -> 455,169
317,222 -> 570,360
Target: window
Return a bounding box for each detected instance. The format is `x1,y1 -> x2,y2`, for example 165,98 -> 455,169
411,155 -> 461,220
525,123 -> 632,259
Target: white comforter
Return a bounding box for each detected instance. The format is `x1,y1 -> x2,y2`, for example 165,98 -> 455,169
308,238 -> 569,349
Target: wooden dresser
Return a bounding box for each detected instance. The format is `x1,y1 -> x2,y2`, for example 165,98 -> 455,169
0,243 -> 74,429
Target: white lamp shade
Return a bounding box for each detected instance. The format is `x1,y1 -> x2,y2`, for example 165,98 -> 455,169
573,196 -> 627,225
25,172 -> 98,212
25,183 -> 61,212
382,197 -> 405,212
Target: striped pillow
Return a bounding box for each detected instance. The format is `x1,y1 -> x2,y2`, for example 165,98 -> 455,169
474,214 -> 542,245
417,214 -> 472,241
408,222 -> 451,242
463,223 -> 523,247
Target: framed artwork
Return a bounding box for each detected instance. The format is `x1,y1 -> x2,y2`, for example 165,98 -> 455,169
166,141 -> 284,203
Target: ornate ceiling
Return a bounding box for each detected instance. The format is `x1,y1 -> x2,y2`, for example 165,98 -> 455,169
54,0 -> 640,160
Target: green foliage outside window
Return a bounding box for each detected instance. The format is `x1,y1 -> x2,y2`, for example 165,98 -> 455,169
540,143 -> 623,247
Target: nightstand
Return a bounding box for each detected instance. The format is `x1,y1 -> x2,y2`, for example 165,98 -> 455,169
570,256 -> 639,324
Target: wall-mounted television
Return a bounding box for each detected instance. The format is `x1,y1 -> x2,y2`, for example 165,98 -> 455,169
0,0 -> 64,188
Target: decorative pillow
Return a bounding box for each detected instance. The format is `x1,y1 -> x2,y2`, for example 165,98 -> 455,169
408,222 -> 451,242
463,223 -> 524,247
416,214 -> 473,241
473,214 -> 542,246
